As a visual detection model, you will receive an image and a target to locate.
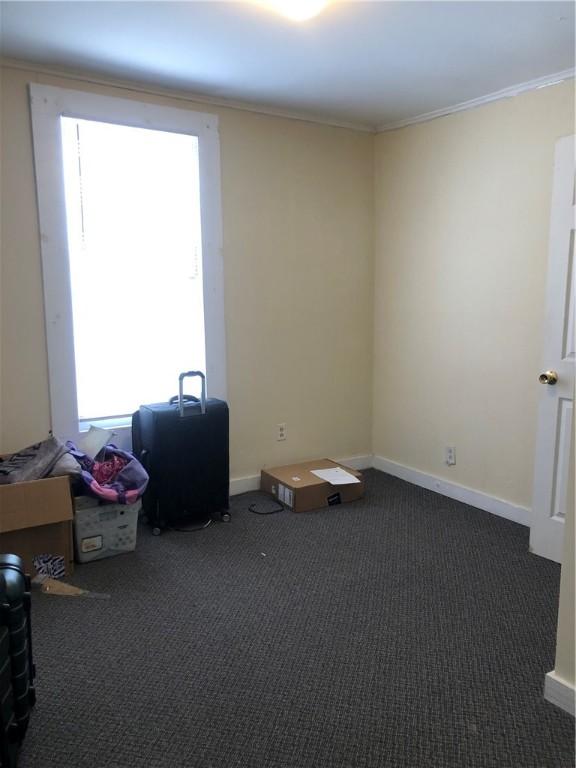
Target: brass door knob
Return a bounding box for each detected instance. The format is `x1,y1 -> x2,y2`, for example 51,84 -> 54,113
539,370 -> 558,385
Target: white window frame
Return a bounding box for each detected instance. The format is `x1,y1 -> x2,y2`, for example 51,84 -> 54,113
29,84 -> 227,446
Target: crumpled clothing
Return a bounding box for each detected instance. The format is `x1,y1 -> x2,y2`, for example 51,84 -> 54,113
49,451 -> 82,479
0,437 -> 68,484
92,455 -> 129,485
66,442 -> 148,504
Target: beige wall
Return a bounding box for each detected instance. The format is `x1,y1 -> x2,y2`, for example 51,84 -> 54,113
0,64 -> 374,477
373,80 -> 575,509
1,63 -> 572,503
0,56 -> 573,701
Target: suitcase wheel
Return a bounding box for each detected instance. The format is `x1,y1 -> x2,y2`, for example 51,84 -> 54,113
221,513 -> 231,523
152,527 -> 162,537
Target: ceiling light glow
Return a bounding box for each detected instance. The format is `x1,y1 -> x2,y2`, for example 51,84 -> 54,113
256,0 -> 330,22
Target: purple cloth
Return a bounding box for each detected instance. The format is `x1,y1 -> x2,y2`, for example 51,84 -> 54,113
67,442 -> 148,504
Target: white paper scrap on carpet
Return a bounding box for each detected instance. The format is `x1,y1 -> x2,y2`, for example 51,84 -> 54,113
310,468 -> 360,485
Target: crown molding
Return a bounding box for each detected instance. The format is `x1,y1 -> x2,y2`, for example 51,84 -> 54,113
377,68 -> 576,133
2,57 -> 573,137
0,57 -> 375,134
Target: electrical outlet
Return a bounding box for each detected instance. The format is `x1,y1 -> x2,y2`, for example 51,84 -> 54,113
445,446 -> 456,466
277,423 -> 287,441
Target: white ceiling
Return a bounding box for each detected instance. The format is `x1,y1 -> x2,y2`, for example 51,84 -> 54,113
0,1 -> 574,130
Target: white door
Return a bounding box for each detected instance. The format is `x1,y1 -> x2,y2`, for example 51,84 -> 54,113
529,135 -> 575,564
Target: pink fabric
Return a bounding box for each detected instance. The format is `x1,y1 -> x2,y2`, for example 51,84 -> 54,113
92,455 -> 128,485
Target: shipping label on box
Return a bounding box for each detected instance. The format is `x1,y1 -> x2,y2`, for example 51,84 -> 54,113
277,484 -> 294,508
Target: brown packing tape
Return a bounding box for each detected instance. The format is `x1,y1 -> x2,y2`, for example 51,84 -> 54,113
40,578 -> 86,596
32,576 -> 110,599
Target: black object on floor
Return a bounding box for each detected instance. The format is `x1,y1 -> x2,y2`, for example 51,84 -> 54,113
0,555 -> 36,768
132,370 -> 230,533
19,470 -> 575,768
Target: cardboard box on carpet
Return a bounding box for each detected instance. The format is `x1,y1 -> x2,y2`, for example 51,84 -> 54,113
260,459 -> 364,513
0,475 -> 74,577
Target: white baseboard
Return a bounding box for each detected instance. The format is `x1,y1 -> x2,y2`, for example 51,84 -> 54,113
231,453 -> 531,527
229,454 -> 373,497
544,670 -> 575,716
229,474 -> 261,496
333,454 -> 373,471
372,455 -> 530,526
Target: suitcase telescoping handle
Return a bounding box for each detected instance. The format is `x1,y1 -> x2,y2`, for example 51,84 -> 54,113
178,371 -> 206,417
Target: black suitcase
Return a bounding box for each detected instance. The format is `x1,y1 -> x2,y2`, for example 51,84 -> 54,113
0,555 -> 35,768
0,573 -> 17,768
132,371 -> 230,533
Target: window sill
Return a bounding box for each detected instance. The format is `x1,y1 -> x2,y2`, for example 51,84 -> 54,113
78,418 -> 133,451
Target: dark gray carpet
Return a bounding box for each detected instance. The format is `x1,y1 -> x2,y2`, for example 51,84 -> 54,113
19,470 -> 575,768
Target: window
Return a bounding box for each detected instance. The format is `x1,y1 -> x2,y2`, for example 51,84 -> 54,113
60,118 -> 206,425
30,85 -> 226,446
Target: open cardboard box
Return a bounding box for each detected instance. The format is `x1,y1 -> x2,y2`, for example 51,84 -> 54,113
261,458 -> 364,513
0,474 -> 74,577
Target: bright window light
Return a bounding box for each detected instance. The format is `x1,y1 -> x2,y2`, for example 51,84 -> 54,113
60,117 -> 205,424
256,0 -> 330,21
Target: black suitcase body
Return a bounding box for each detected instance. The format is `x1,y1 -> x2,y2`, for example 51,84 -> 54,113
0,555 -> 35,768
133,371 -> 230,531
